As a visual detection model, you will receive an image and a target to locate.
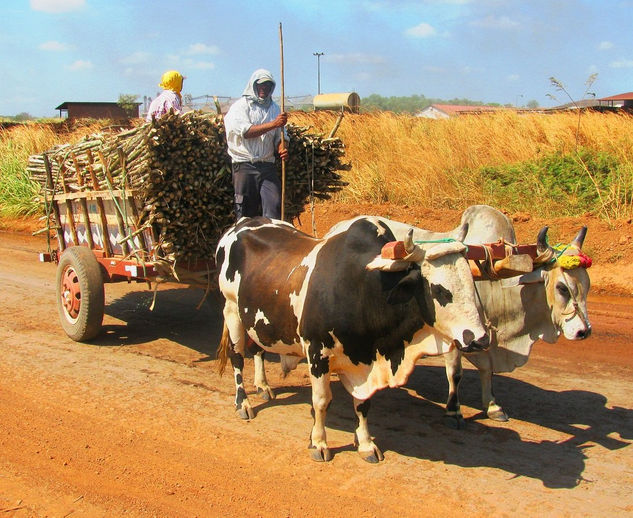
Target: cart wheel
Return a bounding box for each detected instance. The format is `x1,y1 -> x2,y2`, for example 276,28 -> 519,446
56,246 -> 105,342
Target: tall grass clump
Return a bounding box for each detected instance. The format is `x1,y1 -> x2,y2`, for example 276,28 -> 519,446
480,148 -> 633,218
0,122 -> 104,217
289,110 -> 633,219
0,124 -> 57,217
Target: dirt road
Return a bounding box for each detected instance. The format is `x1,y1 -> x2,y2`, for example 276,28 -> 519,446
1,230 -> 632,517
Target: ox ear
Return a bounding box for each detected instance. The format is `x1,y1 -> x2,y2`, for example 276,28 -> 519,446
425,241 -> 467,261
501,268 -> 546,288
386,268 -> 421,304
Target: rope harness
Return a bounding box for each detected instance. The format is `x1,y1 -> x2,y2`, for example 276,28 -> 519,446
413,238 -> 499,335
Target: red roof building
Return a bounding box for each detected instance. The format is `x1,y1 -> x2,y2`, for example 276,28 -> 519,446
416,104 -> 501,119
55,101 -> 141,120
597,92 -> 633,108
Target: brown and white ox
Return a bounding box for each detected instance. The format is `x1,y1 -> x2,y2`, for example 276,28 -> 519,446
215,216 -> 489,462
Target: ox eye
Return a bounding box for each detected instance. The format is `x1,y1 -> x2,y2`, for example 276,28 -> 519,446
556,282 -> 570,299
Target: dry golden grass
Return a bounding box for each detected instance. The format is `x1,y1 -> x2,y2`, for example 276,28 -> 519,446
0,121 -> 106,155
0,121 -> 125,216
3,113 -> 633,219
289,110 -> 633,214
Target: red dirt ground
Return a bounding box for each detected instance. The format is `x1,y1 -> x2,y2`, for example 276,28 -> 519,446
1,203 -> 632,517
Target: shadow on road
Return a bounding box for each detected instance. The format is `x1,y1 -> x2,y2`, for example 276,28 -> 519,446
246,364 -> 633,489
94,285 -> 632,490
97,286 -> 224,355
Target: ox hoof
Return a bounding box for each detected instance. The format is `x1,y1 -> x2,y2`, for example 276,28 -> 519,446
309,446 -> 332,462
487,409 -> 509,422
236,406 -> 255,420
256,386 -> 275,401
359,447 -> 384,464
443,414 -> 467,430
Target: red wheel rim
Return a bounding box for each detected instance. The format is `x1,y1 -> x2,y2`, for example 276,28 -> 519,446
60,266 -> 81,322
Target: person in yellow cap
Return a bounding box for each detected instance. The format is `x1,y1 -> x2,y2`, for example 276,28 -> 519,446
145,70 -> 185,121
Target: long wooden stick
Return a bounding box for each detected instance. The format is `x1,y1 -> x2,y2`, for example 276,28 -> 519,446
279,22 -> 286,221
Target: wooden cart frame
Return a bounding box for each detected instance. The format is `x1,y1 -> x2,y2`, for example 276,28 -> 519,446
38,154 -> 215,342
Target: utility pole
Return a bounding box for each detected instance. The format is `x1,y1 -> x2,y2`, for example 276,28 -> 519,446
515,94 -> 523,108
313,52 -> 324,95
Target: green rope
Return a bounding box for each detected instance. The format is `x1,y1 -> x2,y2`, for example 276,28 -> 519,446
549,243 -> 571,264
413,238 -> 458,244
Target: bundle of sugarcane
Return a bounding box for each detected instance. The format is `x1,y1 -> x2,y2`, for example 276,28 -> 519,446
27,111 -> 348,262
282,124 -> 349,221
137,112 -> 234,262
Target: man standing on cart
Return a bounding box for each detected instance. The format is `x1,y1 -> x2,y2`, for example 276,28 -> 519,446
223,69 -> 289,220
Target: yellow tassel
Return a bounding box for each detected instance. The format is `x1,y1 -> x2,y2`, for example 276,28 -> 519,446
557,255 -> 581,269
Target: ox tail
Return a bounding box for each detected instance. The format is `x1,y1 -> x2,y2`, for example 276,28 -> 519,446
217,321 -> 231,376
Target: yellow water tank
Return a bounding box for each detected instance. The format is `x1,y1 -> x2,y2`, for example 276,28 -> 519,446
313,92 -> 360,113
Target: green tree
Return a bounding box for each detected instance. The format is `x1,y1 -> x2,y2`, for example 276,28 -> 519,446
14,112 -> 33,121
117,94 -> 139,117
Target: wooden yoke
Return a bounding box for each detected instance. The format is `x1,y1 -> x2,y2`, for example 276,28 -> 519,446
466,241 -> 537,279
381,239 -> 538,280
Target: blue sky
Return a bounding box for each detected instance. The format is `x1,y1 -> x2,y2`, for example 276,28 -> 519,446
3,0 -> 633,117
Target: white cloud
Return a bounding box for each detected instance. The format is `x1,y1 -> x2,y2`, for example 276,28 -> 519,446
326,53 -> 386,64
507,74 -> 520,82
120,52 -> 151,65
66,60 -> 93,71
39,40 -> 71,51
186,43 -> 220,55
183,59 -> 216,70
30,0 -> 84,13
405,22 -> 437,38
598,41 -> 613,50
610,59 -> 633,68
462,65 -> 483,74
471,15 -> 518,29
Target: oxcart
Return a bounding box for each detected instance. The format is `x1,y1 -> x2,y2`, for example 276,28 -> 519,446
38,153 -> 217,342
28,112 -> 349,342
38,150 -> 539,344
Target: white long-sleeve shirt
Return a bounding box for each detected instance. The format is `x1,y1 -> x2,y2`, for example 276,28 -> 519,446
223,96 -> 284,163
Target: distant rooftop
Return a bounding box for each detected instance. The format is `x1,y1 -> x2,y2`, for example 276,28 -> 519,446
598,92 -> 633,101
55,101 -> 141,110
431,104 -> 500,114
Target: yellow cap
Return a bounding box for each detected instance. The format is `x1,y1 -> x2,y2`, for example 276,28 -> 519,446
159,70 -> 184,93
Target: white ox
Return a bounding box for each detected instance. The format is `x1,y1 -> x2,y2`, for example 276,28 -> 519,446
441,205 -> 592,425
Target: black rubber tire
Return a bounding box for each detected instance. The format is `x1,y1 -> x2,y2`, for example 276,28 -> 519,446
56,246 -> 105,342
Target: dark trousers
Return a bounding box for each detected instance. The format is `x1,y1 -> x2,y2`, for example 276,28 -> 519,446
232,161 -> 281,220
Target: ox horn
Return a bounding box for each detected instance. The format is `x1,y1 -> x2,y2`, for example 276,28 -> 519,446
454,222 -> 469,243
404,228 -> 416,253
534,225 -> 557,265
537,226 -> 551,254
571,226 -> 587,249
